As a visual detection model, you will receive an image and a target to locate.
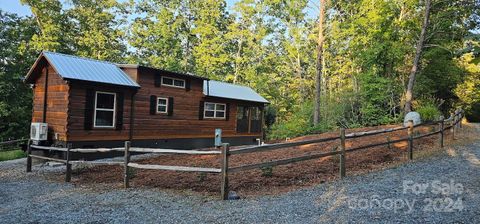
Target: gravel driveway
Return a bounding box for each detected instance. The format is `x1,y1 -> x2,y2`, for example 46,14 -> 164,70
1,126 -> 479,223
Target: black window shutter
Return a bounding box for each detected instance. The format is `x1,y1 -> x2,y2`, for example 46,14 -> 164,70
186,79 -> 191,91
168,97 -> 174,116
154,74 -> 161,87
116,92 -> 124,130
150,95 -> 157,115
199,101 -> 204,120
225,103 -> 230,121
84,89 -> 95,130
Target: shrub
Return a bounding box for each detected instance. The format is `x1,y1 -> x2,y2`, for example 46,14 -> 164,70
358,72 -> 402,126
268,102 -> 313,140
465,102 -> 480,122
359,103 -> 397,126
264,105 -> 277,128
260,166 -> 273,177
416,102 -> 441,122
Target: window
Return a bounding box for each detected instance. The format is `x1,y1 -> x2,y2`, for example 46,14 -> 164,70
157,97 -> 168,113
94,91 -> 116,128
251,107 -> 261,120
204,102 -> 226,119
162,76 -> 185,88
237,106 -> 248,120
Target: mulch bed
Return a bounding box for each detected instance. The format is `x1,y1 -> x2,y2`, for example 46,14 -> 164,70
72,124 -> 454,197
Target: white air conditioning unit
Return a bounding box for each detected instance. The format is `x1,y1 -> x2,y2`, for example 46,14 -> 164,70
30,123 -> 48,141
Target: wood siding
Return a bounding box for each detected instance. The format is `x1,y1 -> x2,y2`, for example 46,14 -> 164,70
31,65 -> 69,141
131,69 -> 259,140
67,84 -> 134,142
121,67 -> 139,82
31,63 -> 262,145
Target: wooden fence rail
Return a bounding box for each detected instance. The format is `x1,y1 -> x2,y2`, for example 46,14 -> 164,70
229,136 -> 340,155
0,139 -> 27,146
220,109 -> 464,199
25,109 -> 464,200
0,139 -> 27,151
27,141 -> 223,185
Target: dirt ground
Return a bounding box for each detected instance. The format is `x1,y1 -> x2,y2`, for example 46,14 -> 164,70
71,121 -> 476,197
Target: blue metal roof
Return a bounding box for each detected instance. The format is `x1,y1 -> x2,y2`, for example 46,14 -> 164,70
37,52 -> 140,88
204,80 -> 269,103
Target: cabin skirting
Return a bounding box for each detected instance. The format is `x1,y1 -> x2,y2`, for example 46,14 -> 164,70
70,135 -> 261,149
30,136 -> 262,160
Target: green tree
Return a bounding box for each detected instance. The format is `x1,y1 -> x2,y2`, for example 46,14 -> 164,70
13,0 -> 480,140
129,0 -> 232,78
0,11 -> 37,140
405,0 -> 431,113
128,0 -> 186,71
455,49 -> 480,121
22,0 -> 127,61
20,0 -> 73,52
225,0 -> 270,84
314,0 -> 329,126
190,0 -> 232,79
67,0 -> 127,61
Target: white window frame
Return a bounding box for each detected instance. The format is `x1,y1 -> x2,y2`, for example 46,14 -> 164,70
156,97 -> 169,114
93,91 -> 116,128
161,76 -> 185,88
204,102 -> 226,119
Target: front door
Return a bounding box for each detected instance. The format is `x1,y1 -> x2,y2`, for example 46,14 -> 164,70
236,106 -> 249,133
250,107 -> 261,133
236,106 -> 262,133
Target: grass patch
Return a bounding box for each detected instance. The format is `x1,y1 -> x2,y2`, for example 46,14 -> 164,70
0,150 -> 26,162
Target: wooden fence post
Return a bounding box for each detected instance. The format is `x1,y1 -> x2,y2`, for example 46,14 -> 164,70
456,109 -> 462,129
339,128 -> 346,178
451,112 -> 456,140
26,139 -> 32,172
454,109 -> 458,129
65,143 -> 72,182
124,141 -> 131,188
459,109 -> 463,128
458,110 -> 462,128
221,143 -> 230,200
439,116 -> 444,148
407,120 -> 414,160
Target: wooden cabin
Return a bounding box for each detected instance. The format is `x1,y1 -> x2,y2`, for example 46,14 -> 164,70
24,52 -> 269,149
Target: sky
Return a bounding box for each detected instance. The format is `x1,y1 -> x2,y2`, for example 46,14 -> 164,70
1,0 -> 32,16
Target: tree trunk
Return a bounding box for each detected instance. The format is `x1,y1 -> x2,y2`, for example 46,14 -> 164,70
233,39 -> 243,84
314,0 -> 327,125
296,52 -> 304,102
404,0 -> 431,113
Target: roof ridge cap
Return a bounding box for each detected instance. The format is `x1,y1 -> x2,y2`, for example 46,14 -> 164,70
141,65 -> 204,78
210,80 -> 252,89
43,51 -> 117,65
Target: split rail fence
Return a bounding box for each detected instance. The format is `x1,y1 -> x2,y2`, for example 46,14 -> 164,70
0,139 -> 27,151
26,109 -> 464,200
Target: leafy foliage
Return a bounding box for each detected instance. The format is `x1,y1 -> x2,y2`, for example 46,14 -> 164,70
416,100 -> 442,122
455,48 -> 480,122
0,11 -> 37,141
1,0 -> 479,141
269,101 -> 314,140
21,0 -> 127,61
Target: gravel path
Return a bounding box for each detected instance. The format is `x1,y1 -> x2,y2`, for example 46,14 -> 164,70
1,125 -> 479,223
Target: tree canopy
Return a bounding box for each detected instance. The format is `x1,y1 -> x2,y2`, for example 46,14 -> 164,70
1,0 -> 479,141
